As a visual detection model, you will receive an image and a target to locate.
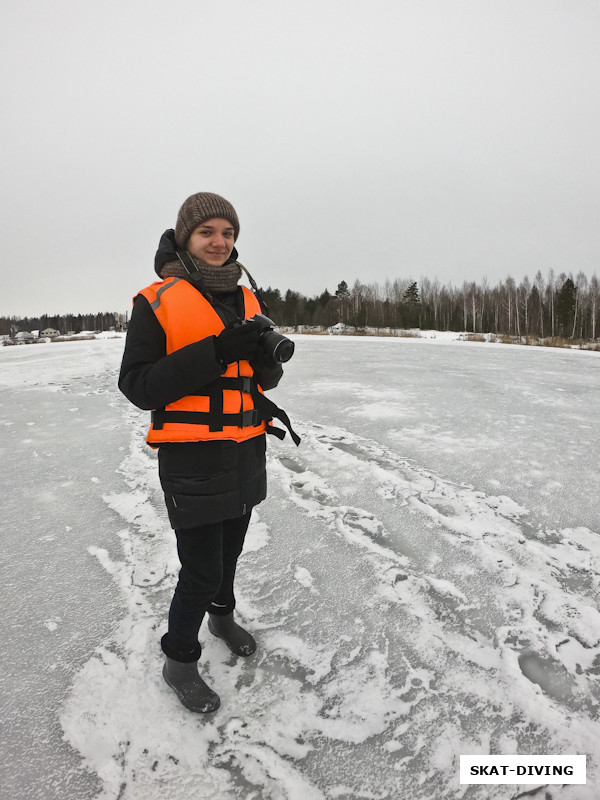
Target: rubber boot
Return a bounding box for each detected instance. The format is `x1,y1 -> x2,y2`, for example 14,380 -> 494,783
162,657 -> 220,713
208,612 -> 256,656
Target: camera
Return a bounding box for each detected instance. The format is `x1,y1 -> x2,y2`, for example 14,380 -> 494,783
246,313 -> 295,363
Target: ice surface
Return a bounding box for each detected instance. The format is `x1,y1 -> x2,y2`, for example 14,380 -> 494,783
1,334 -> 599,800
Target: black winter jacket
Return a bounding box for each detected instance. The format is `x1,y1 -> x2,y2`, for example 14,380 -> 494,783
119,282 -> 283,530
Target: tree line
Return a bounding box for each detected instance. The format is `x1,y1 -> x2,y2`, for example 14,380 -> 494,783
261,269 -> 599,341
0,312 -> 125,337
2,269 -> 598,341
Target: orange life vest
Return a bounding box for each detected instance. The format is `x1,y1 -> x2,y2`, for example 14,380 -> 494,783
137,277 -> 268,447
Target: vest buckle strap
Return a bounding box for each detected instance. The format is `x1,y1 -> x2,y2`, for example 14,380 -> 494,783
151,409 -> 165,430
219,376 -> 254,394
150,408 -> 261,432
241,409 -> 259,427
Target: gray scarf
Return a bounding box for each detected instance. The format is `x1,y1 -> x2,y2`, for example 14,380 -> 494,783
160,255 -> 242,293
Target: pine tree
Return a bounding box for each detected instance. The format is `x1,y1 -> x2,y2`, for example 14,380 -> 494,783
555,278 -> 577,338
403,282 -> 420,305
319,289 -> 331,307
335,280 -> 350,299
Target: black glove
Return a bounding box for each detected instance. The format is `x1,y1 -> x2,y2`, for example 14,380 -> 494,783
250,345 -> 278,372
214,322 -> 261,365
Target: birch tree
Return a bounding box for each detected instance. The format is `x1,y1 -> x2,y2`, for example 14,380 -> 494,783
534,270 -> 545,337
589,274 -> 599,340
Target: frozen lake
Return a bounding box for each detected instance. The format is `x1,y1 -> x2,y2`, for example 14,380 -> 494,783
1,334 -> 599,800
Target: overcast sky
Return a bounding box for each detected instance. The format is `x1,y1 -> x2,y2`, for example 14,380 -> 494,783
1,0 -> 599,317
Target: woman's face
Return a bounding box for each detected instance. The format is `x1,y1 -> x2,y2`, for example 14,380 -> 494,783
187,217 -> 236,266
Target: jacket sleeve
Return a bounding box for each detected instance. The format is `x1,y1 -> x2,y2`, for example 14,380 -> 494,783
118,294 -> 225,410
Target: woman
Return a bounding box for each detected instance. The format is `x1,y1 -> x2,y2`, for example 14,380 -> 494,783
119,192 -> 296,713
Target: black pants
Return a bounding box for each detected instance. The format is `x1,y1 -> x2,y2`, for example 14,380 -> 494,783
161,512 -> 251,662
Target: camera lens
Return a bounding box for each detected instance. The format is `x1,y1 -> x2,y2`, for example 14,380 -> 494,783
272,338 -> 295,363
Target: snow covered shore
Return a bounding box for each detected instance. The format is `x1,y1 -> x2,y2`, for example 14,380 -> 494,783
1,334 -> 599,799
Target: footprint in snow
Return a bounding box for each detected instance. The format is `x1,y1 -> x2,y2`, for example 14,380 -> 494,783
278,456 -> 306,473
518,650 -> 576,704
341,509 -> 388,545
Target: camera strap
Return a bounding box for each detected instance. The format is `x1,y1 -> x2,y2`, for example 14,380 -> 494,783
236,262 -> 270,316
175,248 -> 201,276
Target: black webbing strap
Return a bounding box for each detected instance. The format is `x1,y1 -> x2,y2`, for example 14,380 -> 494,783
153,407 -> 166,430
208,382 -> 223,432
265,425 -> 286,441
150,376 -> 301,446
251,391 -> 301,446
152,409 -> 261,428
237,262 -> 270,315
207,376 -> 255,432
176,249 -> 201,277
220,376 -> 254,393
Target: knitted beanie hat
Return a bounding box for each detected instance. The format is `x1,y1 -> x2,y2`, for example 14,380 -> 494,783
174,192 -> 240,249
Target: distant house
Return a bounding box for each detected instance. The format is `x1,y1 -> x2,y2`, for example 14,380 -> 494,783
41,328 -> 60,337
14,331 -> 35,342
